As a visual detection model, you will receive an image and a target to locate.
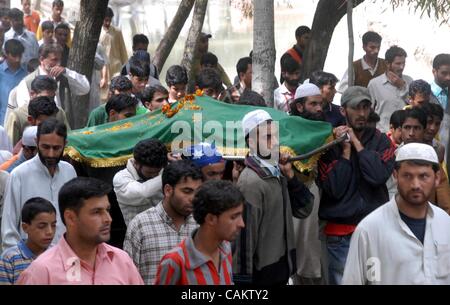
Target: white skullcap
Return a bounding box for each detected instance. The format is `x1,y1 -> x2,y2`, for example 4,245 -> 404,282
22,126 -> 37,147
396,143 -> 439,164
294,83 -> 322,100
242,109 -> 272,136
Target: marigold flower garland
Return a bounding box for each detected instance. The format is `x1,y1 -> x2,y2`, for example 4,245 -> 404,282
162,89 -> 204,118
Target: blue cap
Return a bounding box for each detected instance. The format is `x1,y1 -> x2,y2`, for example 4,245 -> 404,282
184,142 -> 223,168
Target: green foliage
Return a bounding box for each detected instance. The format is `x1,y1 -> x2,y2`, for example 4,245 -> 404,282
390,0 -> 450,24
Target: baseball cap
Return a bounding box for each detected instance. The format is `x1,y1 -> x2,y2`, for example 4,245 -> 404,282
22,126 -> 37,147
294,83 -> 322,100
184,142 -> 223,168
341,86 -> 372,107
242,109 -> 272,136
395,143 -> 439,164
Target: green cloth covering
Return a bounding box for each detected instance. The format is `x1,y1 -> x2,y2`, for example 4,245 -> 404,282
86,105 -> 147,128
66,95 -> 333,170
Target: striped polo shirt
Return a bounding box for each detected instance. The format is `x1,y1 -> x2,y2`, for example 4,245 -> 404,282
154,229 -> 233,285
0,240 -> 36,285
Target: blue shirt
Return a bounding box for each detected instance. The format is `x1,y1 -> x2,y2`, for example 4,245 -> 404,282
431,81 -> 448,111
3,28 -> 39,67
0,62 -> 27,125
324,103 -> 346,127
0,240 -> 36,285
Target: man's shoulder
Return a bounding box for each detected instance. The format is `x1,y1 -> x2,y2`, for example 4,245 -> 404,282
0,245 -> 21,261
128,206 -> 160,229
58,160 -> 76,173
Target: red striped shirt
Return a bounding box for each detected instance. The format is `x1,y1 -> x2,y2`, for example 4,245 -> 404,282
154,229 -> 234,285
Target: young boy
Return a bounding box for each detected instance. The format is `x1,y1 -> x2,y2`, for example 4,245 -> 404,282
408,79 -> 431,108
141,85 -> 168,112
155,180 -> 245,285
0,197 -> 56,285
165,65 -> 188,104
387,110 -> 406,146
38,21 -> 55,46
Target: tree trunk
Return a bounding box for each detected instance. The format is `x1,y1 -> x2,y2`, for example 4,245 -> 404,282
252,0 -> 275,106
301,0 -> 365,81
347,0 -> 354,87
153,0 -> 196,72
181,0 -> 208,94
67,0 -> 109,129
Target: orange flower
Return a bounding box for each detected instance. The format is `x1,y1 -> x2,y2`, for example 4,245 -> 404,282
162,104 -> 171,113
195,89 -> 204,96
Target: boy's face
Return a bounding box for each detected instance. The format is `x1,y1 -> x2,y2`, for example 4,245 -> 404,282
42,29 -> 54,42
52,4 -> 63,19
169,83 -> 186,101
424,115 -> 442,143
22,212 -> 57,251
410,93 -> 429,108
130,75 -> 148,94
22,0 -> 31,14
1,15 -> 11,29
54,28 -> 69,46
389,125 -> 403,145
145,91 -> 168,111
5,52 -> 22,69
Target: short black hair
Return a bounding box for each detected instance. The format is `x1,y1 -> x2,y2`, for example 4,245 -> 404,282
55,22 -> 70,32
432,53 -> 450,70
193,180 -> 244,225
109,75 -> 133,93
58,177 -> 112,226
408,79 -> 431,98
161,160 -> 203,191
165,65 -> 188,86
401,108 -> 427,130
280,53 -> 301,73
236,89 -> 266,107
133,138 -> 168,168
236,57 -> 252,76
37,117 -> 67,141
394,159 -> 439,173
141,85 -> 168,103
129,58 -> 150,78
105,94 -> 138,117
389,109 -> 406,129
28,96 -> 59,119
295,25 -> 311,39
132,34 -> 149,48
31,75 -> 58,93
39,43 -> 63,58
41,20 -> 54,32
421,102 -> 444,121
52,0 -> 64,8
362,31 -> 382,45
4,39 -> 24,56
309,70 -> 338,88
8,8 -> 24,20
200,52 -> 218,67
22,197 -> 56,224
385,45 -> 407,63
196,68 -> 223,92
105,6 -> 114,18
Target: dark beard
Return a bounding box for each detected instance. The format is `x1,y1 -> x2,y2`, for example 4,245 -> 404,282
285,78 -> 300,87
38,150 -> 62,170
300,110 -> 326,122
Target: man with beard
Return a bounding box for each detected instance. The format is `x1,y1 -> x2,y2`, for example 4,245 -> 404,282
123,160 -> 203,284
290,83 -> 325,121
1,118 -> 76,250
274,55 -> 301,112
113,139 -> 168,227
343,143 -> 450,285
368,46 -> 413,133
233,110 -> 313,285
17,177 -> 143,284
155,180 -> 244,285
316,86 -> 395,285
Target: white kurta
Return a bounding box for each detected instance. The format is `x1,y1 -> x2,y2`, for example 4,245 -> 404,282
1,155 -> 77,250
343,197 -> 450,285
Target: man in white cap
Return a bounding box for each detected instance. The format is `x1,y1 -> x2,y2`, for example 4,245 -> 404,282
233,109 -> 314,285
317,86 -> 396,285
290,83 -> 325,121
343,143 -> 450,284
1,126 -> 38,173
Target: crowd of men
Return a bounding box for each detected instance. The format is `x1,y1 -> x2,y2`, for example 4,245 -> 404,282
0,1 -> 449,285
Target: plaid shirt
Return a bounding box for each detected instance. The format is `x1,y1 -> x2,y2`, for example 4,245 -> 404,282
0,240 -> 36,285
123,202 -> 198,285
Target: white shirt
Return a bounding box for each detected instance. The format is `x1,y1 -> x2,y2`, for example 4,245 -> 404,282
14,66 -> 90,110
338,57 -> 382,93
113,159 -> 163,226
3,28 -> 39,67
343,197 -> 450,285
368,73 -> 413,133
274,83 -> 295,112
1,154 -> 77,250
